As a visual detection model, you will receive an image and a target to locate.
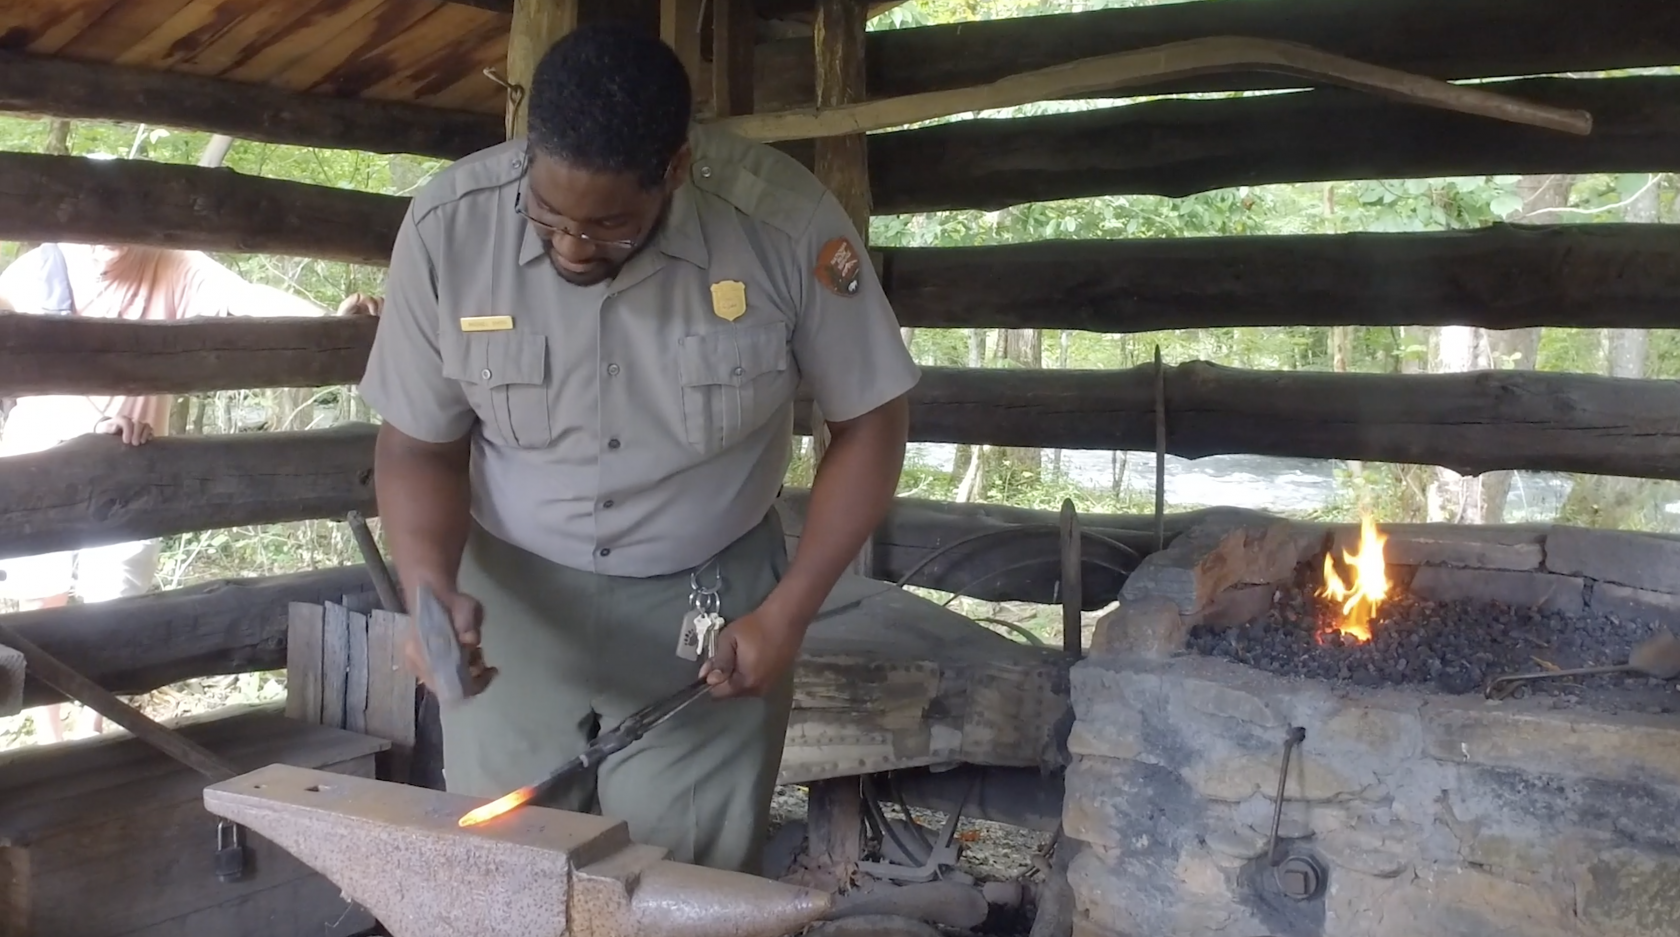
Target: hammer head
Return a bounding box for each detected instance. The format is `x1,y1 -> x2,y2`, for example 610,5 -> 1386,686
414,583 -> 474,703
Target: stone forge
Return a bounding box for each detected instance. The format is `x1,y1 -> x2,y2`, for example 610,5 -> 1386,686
203,763 -> 833,937
1066,512 -> 1680,937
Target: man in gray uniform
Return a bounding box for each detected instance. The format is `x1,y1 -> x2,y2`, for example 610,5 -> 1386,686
358,24 -> 918,874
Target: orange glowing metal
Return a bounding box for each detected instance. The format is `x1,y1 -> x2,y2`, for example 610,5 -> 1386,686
457,784 -> 539,827
1319,513 -> 1389,643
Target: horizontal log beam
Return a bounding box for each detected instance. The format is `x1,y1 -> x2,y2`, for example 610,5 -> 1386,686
5,224 -> 1679,397
0,152 -> 404,266
0,52 -> 503,162
0,423 -> 376,561
0,313 -> 378,397
861,75 -> 1679,210
884,223 -> 1680,333
5,78 -> 1670,261
5,565 -> 375,709
756,0 -> 1680,111
793,364 -> 1680,482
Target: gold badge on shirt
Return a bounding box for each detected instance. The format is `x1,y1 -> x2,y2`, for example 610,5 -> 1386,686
459,315 -> 514,332
710,280 -> 747,322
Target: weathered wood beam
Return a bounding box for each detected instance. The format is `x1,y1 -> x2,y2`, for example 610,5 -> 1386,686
0,52 -> 502,162
0,424 -> 376,561
8,222 -> 1679,398
0,152 -> 404,266
754,0 -> 1680,111
796,364 -> 1680,482
507,0 -> 580,138
0,313 -> 378,397
860,75 -> 1678,211
5,566 -> 375,709
883,223 -> 1680,333
710,0 -> 757,119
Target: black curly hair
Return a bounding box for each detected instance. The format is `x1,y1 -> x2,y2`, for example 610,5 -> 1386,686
526,23 -> 693,190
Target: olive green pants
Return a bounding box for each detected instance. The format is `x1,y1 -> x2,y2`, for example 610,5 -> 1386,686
440,511 -> 795,874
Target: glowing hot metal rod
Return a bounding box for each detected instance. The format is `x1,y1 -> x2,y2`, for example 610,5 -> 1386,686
204,764 -> 833,937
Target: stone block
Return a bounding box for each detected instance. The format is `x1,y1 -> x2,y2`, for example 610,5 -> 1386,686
1592,583 -> 1680,627
1088,596 -> 1190,659
1189,751 -> 1377,803
1574,846 -> 1680,937
1318,824 -> 1412,878
1408,566 -> 1584,615
1063,754 -> 1201,849
1426,866 -> 1581,937
1120,514 -> 1324,616
1422,698 -> 1680,787
1066,666 -> 1147,762
1546,525 -> 1680,594
1319,703 -> 1423,767
1185,583 -> 1274,630
1203,827 -> 1268,861
1330,523 -> 1545,571
1174,674 -> 1285,729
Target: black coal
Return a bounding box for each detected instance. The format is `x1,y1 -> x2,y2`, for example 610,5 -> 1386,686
1187,581 -> 1674,704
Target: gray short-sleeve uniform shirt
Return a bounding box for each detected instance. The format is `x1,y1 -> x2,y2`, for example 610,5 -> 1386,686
359,124 -> 921,578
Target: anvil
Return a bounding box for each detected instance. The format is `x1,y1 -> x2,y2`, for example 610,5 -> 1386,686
204,764 -> 832,937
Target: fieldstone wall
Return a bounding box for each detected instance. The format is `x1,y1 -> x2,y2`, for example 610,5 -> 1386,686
1062,515 -> 1680,937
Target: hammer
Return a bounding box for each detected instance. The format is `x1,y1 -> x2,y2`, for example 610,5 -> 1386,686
346,511 -> 485,703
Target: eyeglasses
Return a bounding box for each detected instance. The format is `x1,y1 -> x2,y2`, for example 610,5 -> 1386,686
515,201 -> 641,251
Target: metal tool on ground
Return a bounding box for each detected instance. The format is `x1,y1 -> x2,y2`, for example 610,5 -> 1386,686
205,762 -> 834,937
457,676 -> 714,827
1485,629 -> 1680,699
0,621 -> 252,882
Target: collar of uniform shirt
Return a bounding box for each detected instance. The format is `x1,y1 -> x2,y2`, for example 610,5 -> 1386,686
515,173 -> 709,271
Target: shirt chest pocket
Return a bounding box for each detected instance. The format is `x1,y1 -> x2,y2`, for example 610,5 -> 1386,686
441,333 -> 553,449
677,323 -> 794,455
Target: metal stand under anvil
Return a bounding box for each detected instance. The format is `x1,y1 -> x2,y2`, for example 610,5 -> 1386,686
204,764 -> 832,937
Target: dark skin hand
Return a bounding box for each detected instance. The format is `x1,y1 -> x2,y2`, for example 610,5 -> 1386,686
373,422 -> 497,695
699,393 -> 910,699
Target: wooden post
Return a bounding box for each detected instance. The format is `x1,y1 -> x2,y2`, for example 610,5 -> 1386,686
661,0 -> 707,109
800,0 -> 872,892
710,0 -> 756,119
809,0 -> 875,581
506,0 -> 580,139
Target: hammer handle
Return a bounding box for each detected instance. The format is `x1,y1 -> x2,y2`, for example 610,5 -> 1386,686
0,623 -> 240,782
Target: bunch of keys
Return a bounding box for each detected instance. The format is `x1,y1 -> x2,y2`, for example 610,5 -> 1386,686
676,564 -> 726,662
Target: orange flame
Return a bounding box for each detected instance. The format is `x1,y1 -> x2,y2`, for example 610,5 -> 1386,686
457,784 -> 539,827
1318,513 -> 1389,643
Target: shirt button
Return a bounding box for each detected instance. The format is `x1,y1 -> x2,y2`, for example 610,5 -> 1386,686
598,547 -> 611,557
607,363 -> 620,376
732,366 -> 744,376
602,499 -> 614,508
608,437 -> 621,449
698,164 -> 712,178
481,368 -> 492,381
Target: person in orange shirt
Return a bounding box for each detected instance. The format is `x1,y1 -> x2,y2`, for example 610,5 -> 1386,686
0,241 -> 380,740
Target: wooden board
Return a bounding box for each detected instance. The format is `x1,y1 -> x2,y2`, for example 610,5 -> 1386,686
287,601 -> 417,782
778,574 -> 1070,784
0,703 -> 385,937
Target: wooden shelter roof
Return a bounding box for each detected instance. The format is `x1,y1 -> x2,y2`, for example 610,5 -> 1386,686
0,0 -> 901,118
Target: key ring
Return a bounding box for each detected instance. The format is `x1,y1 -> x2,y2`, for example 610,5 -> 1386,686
690,560 -> 722,599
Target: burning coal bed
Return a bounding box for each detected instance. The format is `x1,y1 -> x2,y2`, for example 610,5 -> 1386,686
1187,584 -> 1677,711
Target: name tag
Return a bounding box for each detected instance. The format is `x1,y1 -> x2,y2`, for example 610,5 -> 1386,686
459,315 -> 514,332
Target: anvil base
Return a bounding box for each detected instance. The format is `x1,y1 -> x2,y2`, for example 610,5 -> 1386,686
204,763 -> 832,937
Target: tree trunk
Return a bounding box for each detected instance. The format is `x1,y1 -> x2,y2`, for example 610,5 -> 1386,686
949,328 -> 987,489
1427,326 -> 1493,523
993,328 -> 1043,481
1481,172 -> 1573,522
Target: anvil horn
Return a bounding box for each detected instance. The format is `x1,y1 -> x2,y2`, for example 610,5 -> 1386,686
204,763 -> 832,937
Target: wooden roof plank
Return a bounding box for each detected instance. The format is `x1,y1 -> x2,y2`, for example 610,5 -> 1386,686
216,0 -> 396,85
4,0 -> 126,56
122,0 -> 329,78
265,0 -> 449,95
342,5 -> 510,105
51,0 -> 198,64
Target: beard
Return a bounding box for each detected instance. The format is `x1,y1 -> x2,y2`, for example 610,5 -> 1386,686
547,197 -> 672,287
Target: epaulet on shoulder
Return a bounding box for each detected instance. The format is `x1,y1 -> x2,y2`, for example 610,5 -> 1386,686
687,124 -> 826,240
407,139 -> 526,224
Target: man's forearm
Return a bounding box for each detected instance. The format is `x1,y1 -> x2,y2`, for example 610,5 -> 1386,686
766,394 -> 909,626
373,423 -> 474,602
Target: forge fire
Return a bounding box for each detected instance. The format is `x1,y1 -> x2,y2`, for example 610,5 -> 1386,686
1186,515 -> 1678,704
